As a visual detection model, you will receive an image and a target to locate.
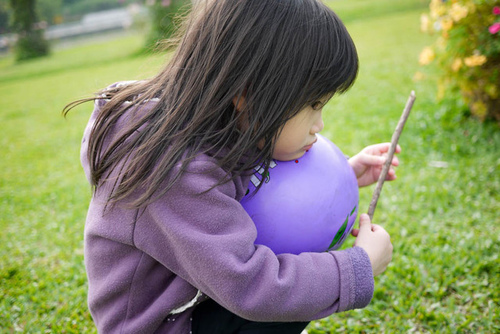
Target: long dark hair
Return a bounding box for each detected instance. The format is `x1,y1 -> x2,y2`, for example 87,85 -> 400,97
65,0 -> 359,208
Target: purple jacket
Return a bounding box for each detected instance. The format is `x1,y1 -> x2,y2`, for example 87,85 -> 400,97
81,96 -> 374,333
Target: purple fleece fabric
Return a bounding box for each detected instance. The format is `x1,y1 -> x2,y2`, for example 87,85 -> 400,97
81,96 -> 374,333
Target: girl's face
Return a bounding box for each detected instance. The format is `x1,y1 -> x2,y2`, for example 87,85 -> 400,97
271,98 -> 327,161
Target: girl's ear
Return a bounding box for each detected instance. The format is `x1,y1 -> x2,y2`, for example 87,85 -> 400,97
232,94 -> 250,132
232,94 -> 246,112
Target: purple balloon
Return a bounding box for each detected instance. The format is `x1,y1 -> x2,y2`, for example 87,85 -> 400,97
241,134 -> 359,255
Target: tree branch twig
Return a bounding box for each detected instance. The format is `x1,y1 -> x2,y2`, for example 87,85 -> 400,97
367,91 -> 416,221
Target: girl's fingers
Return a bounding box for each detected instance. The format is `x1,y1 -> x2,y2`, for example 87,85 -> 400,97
364,148 -> 400,166
370,223 -> 384,232
369,143 -> 402,155
367,143 -> 391,154
387,167 -> 396,179
360,153 -> 385,166
390,144 -> 402,154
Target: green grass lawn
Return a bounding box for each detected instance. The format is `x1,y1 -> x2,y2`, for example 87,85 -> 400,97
1,1 -> 499,332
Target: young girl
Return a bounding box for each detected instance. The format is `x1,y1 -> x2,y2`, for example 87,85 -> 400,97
68,0 -> 399,332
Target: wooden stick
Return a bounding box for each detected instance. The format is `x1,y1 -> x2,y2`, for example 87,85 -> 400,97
367,91 -> 416,221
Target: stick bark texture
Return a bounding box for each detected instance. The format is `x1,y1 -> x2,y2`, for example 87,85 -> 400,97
367,91 -> 416,221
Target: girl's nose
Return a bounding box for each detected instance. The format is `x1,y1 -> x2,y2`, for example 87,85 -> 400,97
311,117 -> 324,134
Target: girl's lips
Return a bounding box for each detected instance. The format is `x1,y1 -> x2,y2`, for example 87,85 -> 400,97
303,144 -> 314,151
303,138 -> 317,151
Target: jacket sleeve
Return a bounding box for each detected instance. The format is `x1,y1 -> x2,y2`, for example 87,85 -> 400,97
134,159 -> 374,322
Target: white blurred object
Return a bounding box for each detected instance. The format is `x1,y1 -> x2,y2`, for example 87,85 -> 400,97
428,161 -> 449,168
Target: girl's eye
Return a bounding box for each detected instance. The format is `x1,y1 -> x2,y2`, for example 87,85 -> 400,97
311,101 -> 323,110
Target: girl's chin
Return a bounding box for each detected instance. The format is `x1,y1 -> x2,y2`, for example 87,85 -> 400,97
272,151 -> 306,162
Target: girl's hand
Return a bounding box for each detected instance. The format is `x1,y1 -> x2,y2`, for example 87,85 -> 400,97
348,143 -> 401,187
351,214 -> 393,276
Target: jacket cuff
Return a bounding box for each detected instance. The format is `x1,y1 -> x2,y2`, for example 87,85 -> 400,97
334,246 -> 374,311
349,246 -> 374,309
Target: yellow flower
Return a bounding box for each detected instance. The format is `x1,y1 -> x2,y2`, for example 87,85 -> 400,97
430,0 -> 446,18
420,14 -> 431,33
419,47 -> 435,65
441,17 -> 453,32
464,54 -> 487,67
451,58 -> 462,72
450,3 -> 468,22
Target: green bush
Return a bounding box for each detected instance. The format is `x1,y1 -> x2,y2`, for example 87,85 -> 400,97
418,0 -> 500,123
144,0 -> 190,51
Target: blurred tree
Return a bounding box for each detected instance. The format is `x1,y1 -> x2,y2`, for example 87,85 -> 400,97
9,0 -> 50,61
0,0 -> 11,34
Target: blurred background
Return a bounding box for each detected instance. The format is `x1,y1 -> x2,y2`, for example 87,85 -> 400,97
0,0 -> 498,332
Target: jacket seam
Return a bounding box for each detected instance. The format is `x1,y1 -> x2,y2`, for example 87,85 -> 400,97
119,209 -> 141,334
